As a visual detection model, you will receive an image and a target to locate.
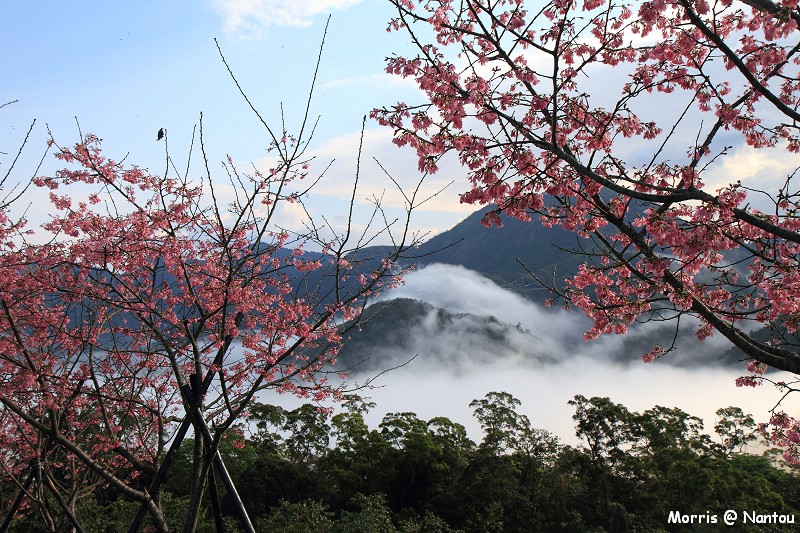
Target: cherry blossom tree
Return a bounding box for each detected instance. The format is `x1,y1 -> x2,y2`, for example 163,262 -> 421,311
0,43 -> 428,532
374,0 -> 800,460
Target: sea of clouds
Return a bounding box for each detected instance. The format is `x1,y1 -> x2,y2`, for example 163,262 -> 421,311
263,263 -> 791,447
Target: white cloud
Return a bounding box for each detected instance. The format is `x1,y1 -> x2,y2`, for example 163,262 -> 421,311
339,264 -> 791,445
246,127 -> 476,244
257,263 -> 790,446
376,263 -> 739,367
320,73 -> 420,92
307,128 -> 470,209
347,355 -> 786,447
213,0 -> 364,33
705,144 -> 799,199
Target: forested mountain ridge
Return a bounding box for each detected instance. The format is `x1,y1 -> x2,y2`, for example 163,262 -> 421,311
335,207 -> 793,371
408,206 -> 588,302
336,297 -> 554,371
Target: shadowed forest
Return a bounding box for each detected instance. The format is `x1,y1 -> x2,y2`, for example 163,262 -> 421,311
7,392 -> 797,532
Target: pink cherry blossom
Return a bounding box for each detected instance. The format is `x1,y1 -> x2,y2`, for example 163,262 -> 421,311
379,0 -> 800,462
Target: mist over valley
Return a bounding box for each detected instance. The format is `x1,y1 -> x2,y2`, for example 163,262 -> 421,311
303,209 -> 792,444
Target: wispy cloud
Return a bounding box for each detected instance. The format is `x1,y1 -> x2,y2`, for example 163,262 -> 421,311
704,143 -> 799,211
319,73 -> 419,91
213,0 -> 364,33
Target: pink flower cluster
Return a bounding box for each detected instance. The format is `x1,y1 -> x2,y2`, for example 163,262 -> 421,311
378,0 -> 800,462
0,132 -> 412,513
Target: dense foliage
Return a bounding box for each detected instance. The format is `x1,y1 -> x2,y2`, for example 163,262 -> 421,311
0,35 -> 426,528
374,0 -> 800,462
6,391 -> 797,532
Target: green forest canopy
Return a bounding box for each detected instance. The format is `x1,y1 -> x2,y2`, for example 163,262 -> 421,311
8,391 -> 799,532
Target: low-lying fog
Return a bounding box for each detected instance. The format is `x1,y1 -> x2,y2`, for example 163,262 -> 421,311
267,264 -> 793,446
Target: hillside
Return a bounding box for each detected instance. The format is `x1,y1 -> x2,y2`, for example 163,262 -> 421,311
409,206 -> 590,301
336,297 -> 553,372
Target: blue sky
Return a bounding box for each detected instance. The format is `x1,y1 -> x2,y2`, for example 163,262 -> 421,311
2,1 -> 474,240
4,1 -> 794,239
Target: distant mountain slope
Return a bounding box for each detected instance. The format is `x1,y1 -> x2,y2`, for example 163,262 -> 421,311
266,206 -> 595,306
331,208 -> 797,373
335,295 -> 743,374
409,207 -> 591,301
336,297 -> 553,372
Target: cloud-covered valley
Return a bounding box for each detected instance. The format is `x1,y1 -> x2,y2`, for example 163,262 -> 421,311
327,264 -> 792,445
